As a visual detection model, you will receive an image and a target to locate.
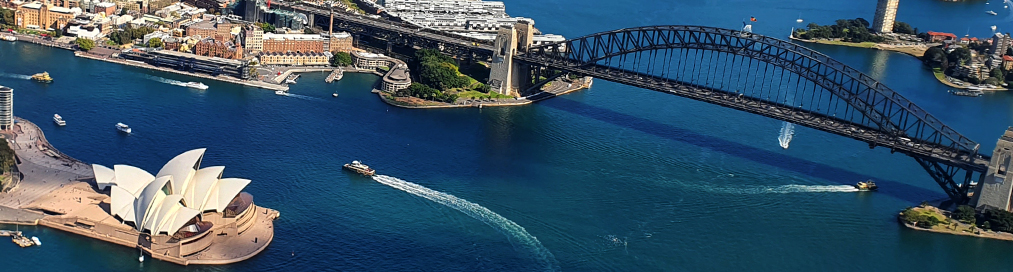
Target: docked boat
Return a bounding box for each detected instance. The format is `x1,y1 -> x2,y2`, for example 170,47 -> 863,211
275,90 -> 288,96
855,179 -> 878,191
343,160 -> 376,176
116,123 -> 131,134
285,74 -> 300,84
183,82 -> 208,90
31,72 -> 52,83
0,35 -> 15,42
948,89 -> 983,97
31,236 -> 40,246
987,10 -> 999,15
53,114 -> 66,126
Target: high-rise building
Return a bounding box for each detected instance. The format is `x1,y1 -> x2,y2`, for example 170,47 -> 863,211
0,86 -> 12,130
872,0 -> 899,33
991,33 -> 1011,56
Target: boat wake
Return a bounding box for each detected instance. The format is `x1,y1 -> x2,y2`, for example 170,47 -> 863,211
778,121 -> 795,149
0,72 -> 31,80
146,75 -> 189,88
707,184 -> 859,194
372,175 -> 559,271
284,93 -> 324,101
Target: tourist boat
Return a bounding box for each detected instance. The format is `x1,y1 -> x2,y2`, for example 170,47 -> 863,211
53,114 -> 66,126
987,10 -> 999,15
275,90 -> 288,96
855,180 -> 878,191
31,72 -> 53,83
183,82 -> 208,90
0,35 -> 15,42
116,123 -> 132,133
343,160 -> 376,176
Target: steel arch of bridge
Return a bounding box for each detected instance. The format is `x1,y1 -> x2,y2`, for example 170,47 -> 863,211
512,25 -> 988,202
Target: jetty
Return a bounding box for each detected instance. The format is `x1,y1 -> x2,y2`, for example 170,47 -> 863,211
285,74 -> 300,84
325,68 -> 344,83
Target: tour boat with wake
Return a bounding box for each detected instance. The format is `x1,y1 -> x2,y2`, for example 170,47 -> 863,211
855,180 -> 878,191
31,72 -> 52,83
343,160 -> 376,176
183,82 -> 208,90
53,114 -> 65,126
116,123 -> 132,133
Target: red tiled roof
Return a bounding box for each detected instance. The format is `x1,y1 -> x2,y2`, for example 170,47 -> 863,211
960,37 -> 970,41
927,31 -> 957,38
1004,55 -> 1013,61
971,37 -> 980,41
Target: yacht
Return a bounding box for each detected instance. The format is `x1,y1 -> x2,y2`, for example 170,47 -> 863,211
183,82 -> 208,90
275,90 -> 288,96
53,114 -> 66,126
332,93 -> 338,97
343,160 -> 376,176
987,10 -> 999,15
116,123 -> 132,134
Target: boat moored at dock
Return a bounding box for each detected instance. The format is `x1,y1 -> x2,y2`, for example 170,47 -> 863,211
116,122 -> 131,133
53,114 -> 66,126
343,160 -> 376,176
0,35 -> 15,42
275,90 -> 288,96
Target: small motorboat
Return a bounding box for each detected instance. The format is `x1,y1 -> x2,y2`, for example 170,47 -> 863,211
116,123 -> 131,134
53,114 -> 66,126
183,82 -> 208,90
275,90 -> 288,96
987,10 -> 999,15
332,93 -> 338,97
855,179 -> 878,191
31,236 -> 40,246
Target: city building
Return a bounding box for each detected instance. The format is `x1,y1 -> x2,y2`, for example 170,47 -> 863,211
381,64 -> 411,92
872,0 -> 899,33
258,51 -> 332,66
351,51 -> 395,69
143,31 -> 170,45
121,49 -> 252,79
326,32 -> 353,53
242,25 -> 263,53
1004,55 -> 1013,70
183,0 -> 231,11
184,19 -> 217,39
0,86 -> 11,130
14,2 -> 79,30
925,31 -> 956,43
262,33 -> 324,53
194,38 -> 243,59
990,33 -> 1011,56
93,1 -> 114,16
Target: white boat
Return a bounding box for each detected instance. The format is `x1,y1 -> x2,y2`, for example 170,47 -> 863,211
987,10 -> 998,15
275,90 -> 288,96
993,25 -> 998,32
116,123 -> 131,133
0,35 -> 15,42
183,82 -> 208,90
53,114 -> 66,126
332,93 -> 338,97
31,236 -> 40,246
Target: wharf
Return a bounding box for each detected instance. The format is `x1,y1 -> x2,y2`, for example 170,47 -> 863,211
325,68 -> 344,83
74,52 -> 289,91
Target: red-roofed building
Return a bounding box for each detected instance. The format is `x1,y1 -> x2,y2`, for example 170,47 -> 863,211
926,31 -> 957,42
1003,55 -> 1013,70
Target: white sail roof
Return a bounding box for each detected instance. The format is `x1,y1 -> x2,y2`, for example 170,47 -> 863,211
91,149 -> 251,235
92,164 -> 116,190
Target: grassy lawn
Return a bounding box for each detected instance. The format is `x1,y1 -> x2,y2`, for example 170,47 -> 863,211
932,67 -> 946,81
457,90 -> 512,99
811,40 -> 877,48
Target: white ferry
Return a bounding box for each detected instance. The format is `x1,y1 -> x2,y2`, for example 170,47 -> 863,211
1,35 -> 15,42
116,123 -> 132,134
183,82 -> 208,90
53,114 -> 66,126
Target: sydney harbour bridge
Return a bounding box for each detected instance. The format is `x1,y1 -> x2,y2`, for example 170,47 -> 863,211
274,1 -> 991,203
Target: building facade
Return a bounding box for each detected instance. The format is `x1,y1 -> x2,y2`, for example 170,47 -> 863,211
194,38 -> 243,59
262,33 -> 324,53
93,2 -> 114,16
258,51 -> 332,66
15,2 -> 77,30
0,86 -> 11,130
242,25 -> 263,53
381,64 -> 411,92
351,51 -> 395,69
872,0 -> 899,33
327,32 -> 353,53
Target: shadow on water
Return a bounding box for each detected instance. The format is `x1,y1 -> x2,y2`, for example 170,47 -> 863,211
543,98 -> 944,203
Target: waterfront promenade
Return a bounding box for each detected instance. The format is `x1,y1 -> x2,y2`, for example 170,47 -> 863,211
74,52 -> 289,91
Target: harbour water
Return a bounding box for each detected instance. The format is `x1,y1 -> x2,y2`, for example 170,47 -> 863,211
2,0 -> 1013,271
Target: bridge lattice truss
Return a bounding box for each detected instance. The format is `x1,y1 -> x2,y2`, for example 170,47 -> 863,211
513,25 -> 989,202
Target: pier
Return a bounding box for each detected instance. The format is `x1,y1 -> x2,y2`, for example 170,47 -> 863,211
325,68 -> 344,83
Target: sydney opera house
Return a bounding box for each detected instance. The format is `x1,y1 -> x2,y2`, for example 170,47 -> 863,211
39,148 -> 278,265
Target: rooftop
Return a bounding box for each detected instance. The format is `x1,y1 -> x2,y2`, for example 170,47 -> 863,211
151,50 -> 246,66
263,33 -> 325,41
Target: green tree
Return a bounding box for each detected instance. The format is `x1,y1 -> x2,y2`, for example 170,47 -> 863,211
984,221 -> 992,231
991,68 -> 1005,82
983,209 -> 1013,232
954,205 -> 976,223
148,37 -> 163,48
922,46 -> 947,68
75,37 -> 95,51
947,47 -> 972,65
0,9 -> 14,27
893,21 -> 916,35
119,8 -> 128,16
257,22 -> 275,33
303,28 -> 316,34
330,52 -> 352,67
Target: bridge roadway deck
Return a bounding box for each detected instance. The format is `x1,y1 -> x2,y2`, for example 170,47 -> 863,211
277,2 -> 495,53
515,56 -> 990,171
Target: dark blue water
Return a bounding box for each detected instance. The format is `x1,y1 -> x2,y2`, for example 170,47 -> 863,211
2,0 -> 1013,271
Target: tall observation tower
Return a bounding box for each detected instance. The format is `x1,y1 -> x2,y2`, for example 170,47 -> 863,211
872,0 -> 899,33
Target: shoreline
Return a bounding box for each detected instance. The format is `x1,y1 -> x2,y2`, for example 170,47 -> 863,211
898,206 -> 1013,242
74,52 -> 290,91
375,78 -> 592,109
788,35 -> 930,58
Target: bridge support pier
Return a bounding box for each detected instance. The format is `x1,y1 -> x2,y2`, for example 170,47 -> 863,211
488,22 -> 534,97
972,128 -> 1013,211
